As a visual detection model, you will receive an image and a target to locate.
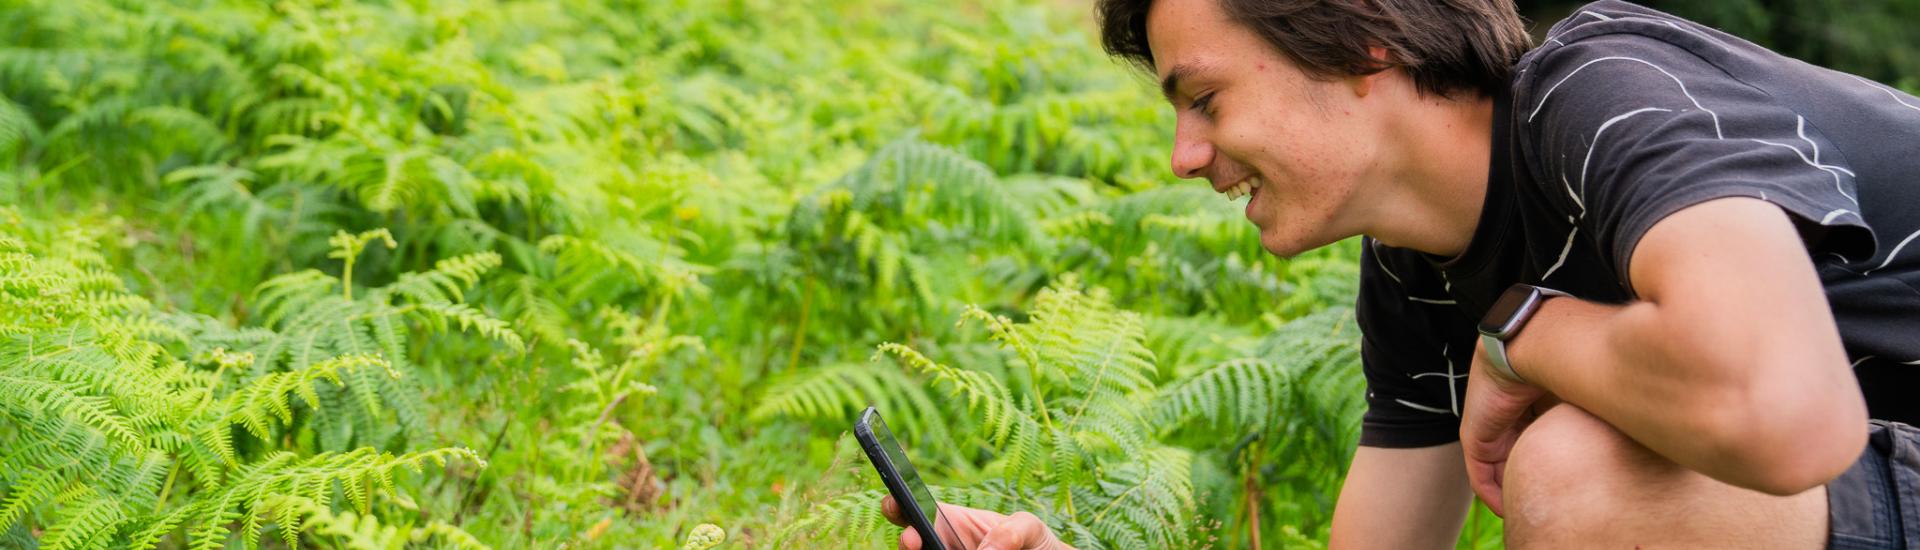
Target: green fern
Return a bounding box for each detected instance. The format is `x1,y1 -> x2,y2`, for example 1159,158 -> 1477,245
0,214 -> 486,549
222,228 -> 524,449
787,277 -> 1368,548
1156,307 -> 1367,542
258,494 -> 491,550
750,361 -> 960,452
772,135 -> 1056,349
833,278 -> 1197,549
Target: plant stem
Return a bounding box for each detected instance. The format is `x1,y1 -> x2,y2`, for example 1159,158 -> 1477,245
154,459 -> 181,507
1245,443 -> 1262,550
786,274 -> 815,370
342,248 -> 356,301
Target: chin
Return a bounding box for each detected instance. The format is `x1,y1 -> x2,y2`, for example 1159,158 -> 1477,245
1256,230 -> 1312,259
1256,223 -> 1345,259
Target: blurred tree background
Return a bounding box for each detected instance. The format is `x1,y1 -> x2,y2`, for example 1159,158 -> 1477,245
1517,0 -> 1920,88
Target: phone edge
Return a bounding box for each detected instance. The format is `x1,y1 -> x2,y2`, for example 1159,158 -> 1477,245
855,407 -> 949,550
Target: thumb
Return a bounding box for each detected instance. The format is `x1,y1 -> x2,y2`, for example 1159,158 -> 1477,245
881,495 -> 909,527
978,511 -> 1053,550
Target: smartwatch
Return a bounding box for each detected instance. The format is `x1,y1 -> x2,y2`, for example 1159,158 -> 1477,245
1476,284 -> 1570,384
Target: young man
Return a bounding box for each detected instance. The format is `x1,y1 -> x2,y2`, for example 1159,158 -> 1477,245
882,0 -> 1920,547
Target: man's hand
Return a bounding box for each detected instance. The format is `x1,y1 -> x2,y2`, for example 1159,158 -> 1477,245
879,495 -> 1075,550
1460,338 -> 1550,517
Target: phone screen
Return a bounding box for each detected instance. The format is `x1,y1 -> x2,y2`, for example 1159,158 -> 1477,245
866,412 -> 941,524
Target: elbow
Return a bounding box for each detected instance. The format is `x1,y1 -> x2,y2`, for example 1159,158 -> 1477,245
1694,369 -> 1868,496
1733,438 -> 1864,496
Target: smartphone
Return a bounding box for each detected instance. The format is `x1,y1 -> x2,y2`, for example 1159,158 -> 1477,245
854,406 -> 954,550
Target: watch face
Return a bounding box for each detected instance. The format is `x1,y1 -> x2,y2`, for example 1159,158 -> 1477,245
1479,285 -> 1543,338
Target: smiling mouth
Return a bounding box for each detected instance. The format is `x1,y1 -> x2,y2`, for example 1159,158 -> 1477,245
1220,175 -> 1263,200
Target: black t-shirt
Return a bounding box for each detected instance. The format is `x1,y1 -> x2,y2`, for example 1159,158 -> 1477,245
1357,0 -> 1920,448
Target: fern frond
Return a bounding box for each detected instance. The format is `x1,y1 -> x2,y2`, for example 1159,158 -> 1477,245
750,361 -> 958,449
372,251 -> 502,307
1152,358 -> 1289,432
538,232 -> 707,302
873,342 -> 1035,451
251,270 -> 338,329
0,96 -> 39,162
404,302 -> 525,352
182,447 -> 483,550
258,494 -> 491,550
325,228 -> 396,268
217,353 -> 391,440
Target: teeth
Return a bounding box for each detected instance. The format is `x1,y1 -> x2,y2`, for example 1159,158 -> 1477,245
1222,177 -> 1263,201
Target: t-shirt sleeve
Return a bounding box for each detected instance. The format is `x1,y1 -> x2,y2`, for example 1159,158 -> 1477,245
1354,238 -> 1480,448
1515,32 -> 1876,293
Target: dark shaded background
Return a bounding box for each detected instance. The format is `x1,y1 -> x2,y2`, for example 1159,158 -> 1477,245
1514,0 -> 1919,87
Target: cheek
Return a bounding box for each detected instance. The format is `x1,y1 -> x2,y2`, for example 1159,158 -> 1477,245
1214,87 -> 1372,208
1218,111 -> 1343,182
1289,114 -> 1375,189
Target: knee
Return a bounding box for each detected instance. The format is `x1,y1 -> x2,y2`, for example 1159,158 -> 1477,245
1502,404 -> 1659,542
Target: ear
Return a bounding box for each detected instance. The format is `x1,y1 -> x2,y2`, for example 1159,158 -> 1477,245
1351,46 -> 1394,98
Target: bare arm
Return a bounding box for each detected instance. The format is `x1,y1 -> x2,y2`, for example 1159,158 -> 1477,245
1507,197 -> 1867,494
1330,443 -> 1474,550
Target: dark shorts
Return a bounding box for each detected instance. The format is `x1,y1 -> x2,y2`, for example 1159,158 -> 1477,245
1827,420 -> 1920,549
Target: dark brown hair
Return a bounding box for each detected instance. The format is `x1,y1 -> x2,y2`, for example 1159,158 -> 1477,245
1098,0 -> 1533,98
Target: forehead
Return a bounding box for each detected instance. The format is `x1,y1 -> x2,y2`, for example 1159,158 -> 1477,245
1145,0 -> 1243,78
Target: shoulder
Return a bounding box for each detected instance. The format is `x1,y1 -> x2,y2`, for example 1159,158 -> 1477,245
1516,0 -> 1753,98
1507,4 -> 1769,167
1530,0 -> 1725,53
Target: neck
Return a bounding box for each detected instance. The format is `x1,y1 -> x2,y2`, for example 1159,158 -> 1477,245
1362,92 -> 1496,258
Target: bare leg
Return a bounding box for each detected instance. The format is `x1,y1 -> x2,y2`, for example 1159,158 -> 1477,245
1502,403 -> 1830,549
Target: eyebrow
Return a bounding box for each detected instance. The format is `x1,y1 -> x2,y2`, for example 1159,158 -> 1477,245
1159,62 -> 1203,103
1159,62 -> 1190,103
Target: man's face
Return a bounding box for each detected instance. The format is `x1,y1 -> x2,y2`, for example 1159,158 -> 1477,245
1147,0 -> 1382,257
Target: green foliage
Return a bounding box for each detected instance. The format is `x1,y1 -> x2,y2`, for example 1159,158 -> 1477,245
779,136 -> 1046,328
212,229 -> 523,452
259,494 -> 489,550
780,280 -> 1297,548
0,214 -> 488,549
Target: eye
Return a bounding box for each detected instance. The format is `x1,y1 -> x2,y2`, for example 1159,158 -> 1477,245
1191,91 -> 1218,117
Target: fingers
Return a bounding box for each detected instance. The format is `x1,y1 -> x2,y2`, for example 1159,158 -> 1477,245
979,511 -> 1054,550
1463,421 -> 1518,515
899,525 -> 922,550
882,495 -> 908,527
1461,357 -> 1548,519
886,496 -> 926,550
1466,457 -> 1506,516
883,497 -> 1048,550
932,503 -> 970,546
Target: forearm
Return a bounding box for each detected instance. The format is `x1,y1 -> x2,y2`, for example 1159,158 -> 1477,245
1507,295 -> 1865,493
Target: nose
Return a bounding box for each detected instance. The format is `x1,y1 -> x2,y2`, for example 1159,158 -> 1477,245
1170,115 -> 1214,180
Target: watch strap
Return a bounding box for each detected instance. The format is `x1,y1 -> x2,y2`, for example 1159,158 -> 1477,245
1478,285 -> 1568,385
1480,333 -> 1526,384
